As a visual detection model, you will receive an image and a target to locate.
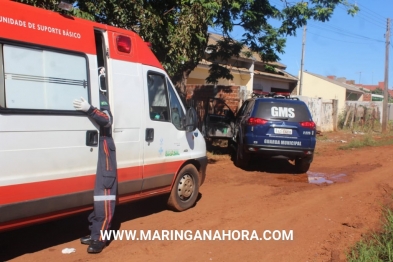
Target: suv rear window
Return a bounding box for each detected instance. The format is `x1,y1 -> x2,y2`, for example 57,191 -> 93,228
254,101 -> 311,122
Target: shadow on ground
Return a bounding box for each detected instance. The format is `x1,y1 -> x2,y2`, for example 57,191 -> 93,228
206,139 -> 302,175
0,193 -> 202,261
241,157 -> 301,174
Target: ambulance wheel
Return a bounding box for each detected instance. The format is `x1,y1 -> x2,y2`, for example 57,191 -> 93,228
167,164 -> 200,211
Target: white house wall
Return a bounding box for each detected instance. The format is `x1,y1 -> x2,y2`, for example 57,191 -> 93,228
187,67 -> 209,85
187,66 -> 252,90
231,72 -> 250,87
301,72 -> 346,114
297,96 -> 337,132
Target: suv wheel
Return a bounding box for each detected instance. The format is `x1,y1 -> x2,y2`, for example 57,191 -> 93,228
295,158 -> 310,173
235,143 -> 250,168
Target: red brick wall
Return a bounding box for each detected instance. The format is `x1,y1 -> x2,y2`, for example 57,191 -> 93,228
363,93 -> 371,101
186,84 -> 241,113
185,85 -> 241,130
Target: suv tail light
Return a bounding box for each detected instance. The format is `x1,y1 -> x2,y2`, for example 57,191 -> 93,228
247,117 -> 268,126
300,121 -> 316,129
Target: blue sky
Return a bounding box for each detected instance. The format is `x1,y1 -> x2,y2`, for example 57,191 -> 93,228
212,0 -> 393,87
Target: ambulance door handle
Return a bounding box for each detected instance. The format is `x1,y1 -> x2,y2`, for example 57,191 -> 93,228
86,130 -> 98,146
145,128 -> 154,143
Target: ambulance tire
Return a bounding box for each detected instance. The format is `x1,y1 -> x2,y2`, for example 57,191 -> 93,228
167,164 -> 200,212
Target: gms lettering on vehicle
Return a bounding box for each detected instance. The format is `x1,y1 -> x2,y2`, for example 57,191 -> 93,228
270,107 -> 295,118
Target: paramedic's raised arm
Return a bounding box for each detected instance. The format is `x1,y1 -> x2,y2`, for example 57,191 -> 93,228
73,97 -> 111,127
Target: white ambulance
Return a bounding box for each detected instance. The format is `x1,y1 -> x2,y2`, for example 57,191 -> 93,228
0,1 -> 207,231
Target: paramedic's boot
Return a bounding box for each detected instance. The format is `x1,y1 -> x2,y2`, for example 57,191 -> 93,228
80,235 -> 91,245
87,240 -> 106,253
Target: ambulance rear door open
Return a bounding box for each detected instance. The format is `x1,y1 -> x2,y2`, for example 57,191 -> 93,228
108,29 -> 144,199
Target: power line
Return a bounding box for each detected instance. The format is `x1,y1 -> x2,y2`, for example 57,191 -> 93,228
309,23 -> 385,43
352,1 -> 387,22
317,23 -> 383,41
339,5 -> 386,28
307,30 -> 384,44
311,22 -> 383,41
356,14 -> 386,29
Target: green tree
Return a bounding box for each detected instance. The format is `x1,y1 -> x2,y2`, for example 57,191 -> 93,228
76,0 -> 220,98
372,88 -> 383,95
372,88 -> 393,102
206,0 -> 358,85
15,0 -> 95,19
14,0 -> 358,98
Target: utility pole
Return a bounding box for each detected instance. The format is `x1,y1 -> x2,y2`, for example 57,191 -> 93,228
299,24 -> 306,96
357,71 -> 362,84
372,71 -> 374,84
382,18 -> 390,133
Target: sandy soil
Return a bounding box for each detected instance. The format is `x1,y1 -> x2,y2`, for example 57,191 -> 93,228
2,130 -> 393,262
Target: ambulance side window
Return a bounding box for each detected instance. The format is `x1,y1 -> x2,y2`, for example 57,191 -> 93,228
167,79 -> 185,130
147,73 -> 170,122
1,44 -> 88,110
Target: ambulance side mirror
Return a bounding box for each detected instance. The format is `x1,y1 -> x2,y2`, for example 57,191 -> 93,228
184,107 -> 197,132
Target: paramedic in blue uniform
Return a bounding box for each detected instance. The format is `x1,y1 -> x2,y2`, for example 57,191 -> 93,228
73,90 -> 117,254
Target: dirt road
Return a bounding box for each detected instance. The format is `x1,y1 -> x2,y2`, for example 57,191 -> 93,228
2,131 -> 393,262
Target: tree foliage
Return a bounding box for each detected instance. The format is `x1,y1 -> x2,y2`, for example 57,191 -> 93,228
372,88 -> 383,95
14,0 -> 358,96
371,88 -> 393,102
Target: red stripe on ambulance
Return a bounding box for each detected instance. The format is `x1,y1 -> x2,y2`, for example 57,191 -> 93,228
0,161 -> 184,205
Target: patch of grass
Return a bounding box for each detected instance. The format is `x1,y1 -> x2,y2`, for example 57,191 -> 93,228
339,135 -> 376,150
206,148 -> 232,161
347,209 -> 393,262
316,135 -> 329,141
338,134 -> 393,150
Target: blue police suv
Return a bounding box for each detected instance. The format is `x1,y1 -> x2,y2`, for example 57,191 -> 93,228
232,91 -> 316,173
